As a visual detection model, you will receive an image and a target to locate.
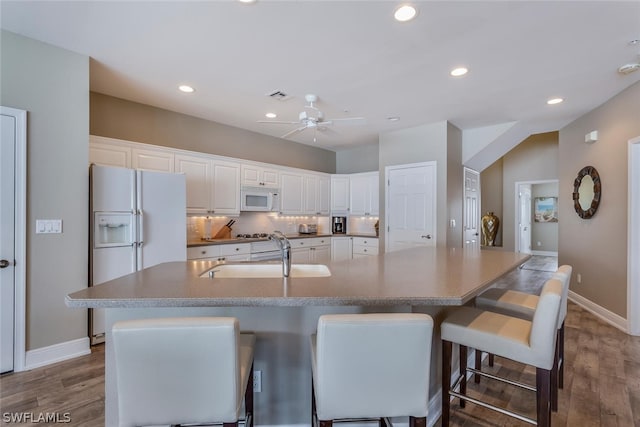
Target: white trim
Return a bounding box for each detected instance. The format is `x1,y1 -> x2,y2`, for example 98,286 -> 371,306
628,136 -> 640,336
531,250 -> 558,257
24,337 -> 91,371
1,106 -> 27,372
569,291 -> 628,333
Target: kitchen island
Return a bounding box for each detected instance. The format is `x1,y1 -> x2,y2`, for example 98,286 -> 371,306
67,247 -> 529,426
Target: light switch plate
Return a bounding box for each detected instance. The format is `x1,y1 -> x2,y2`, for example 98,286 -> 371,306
36,219 -> 62,234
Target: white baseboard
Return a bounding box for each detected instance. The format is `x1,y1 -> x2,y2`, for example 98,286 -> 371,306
24,337 -> 91,370
531,250 -> 558,257
569,291 -> 628,333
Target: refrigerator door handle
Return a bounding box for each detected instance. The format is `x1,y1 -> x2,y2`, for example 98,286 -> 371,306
137,209 -> 144,247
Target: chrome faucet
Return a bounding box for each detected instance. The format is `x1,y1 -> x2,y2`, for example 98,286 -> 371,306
269,231 -> 291,277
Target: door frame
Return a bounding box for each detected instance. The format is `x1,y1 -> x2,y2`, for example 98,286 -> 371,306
514,179 -> 558,254
628,135 -> 640,336
1,106 -> 27,371
463,167 -> 480,249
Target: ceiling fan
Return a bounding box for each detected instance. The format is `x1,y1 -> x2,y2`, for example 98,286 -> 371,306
258,94 -> 365,142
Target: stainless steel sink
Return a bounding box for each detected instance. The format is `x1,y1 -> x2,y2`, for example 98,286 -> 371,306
201,264 -> 331,279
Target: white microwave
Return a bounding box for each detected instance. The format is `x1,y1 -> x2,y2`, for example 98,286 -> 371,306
241,187 -> 279,212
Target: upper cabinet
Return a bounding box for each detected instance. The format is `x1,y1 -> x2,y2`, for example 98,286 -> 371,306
280,171 -> 330,216
303,174 -> 330,216
241,164 -> 279,188
175,153 -> 241,216
279,171 -> 304,215
89,139 -> 131,168
349,172 -> 379,216
132,147 -> 175,172
330,175 -> 350,213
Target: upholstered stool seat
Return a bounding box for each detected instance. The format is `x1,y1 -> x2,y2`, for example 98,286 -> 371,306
113,317 -> 255,427
441,278 -> 563,427
474,265 -> 572,410
310,313 -> 434,427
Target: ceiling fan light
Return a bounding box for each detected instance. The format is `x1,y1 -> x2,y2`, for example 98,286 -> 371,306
265,112 -> 277,118
450,67 -> 468,77
394,5 -> 417,22
178,85 -> 194,93
547,97 -> 564,105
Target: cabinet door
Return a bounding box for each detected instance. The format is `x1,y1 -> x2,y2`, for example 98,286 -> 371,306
331,237 -> 352,262
89,141 -> 131,168
318,175 -> 330,215
175,154 -> 212,215
303,175 -> 318,215
292,247 -> 310,263
212,160 -> 241,215
368,173 -> 380,216
280,172 -> 304,214
261,167 -> 280,188
331,175 -> 350,213
241,164 -> 261,187
349,174 -> 369,215
311,245 -> 331,264
241,164 -> 279,188
132,148 -> 175,172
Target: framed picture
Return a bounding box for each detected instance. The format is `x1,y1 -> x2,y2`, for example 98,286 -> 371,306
534,197 -> 558,222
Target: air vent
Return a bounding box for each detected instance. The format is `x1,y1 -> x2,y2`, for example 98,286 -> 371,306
267,90 -> 291,101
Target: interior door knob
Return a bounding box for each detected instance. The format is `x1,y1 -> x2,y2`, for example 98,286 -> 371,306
0,259 -> 10,268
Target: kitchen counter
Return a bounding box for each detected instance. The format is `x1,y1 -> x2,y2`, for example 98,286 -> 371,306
67,247 -> 528,308
187,233 -> 333,247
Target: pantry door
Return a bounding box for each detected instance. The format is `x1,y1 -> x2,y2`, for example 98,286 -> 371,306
0,107 -> 26,373
385,162 -> 437,252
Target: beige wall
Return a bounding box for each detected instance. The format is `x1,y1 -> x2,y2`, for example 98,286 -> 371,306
90,92 -> 336,173
501,132 -> 559,252
335,143 -> 379,173
559,81 -> 640,318
531,182 -> 558,253
1,31 -> 89,350
446,122 -> 464,248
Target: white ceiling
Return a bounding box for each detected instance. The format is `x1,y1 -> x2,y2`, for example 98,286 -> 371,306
1,1 -> 639,152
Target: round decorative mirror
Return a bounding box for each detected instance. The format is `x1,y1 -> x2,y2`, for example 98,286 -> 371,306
572,166 -> 601,219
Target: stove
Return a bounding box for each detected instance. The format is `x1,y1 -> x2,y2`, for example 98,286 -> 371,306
236,233 -> 269,239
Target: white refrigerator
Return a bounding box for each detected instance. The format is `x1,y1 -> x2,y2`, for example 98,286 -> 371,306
89,164 -> 186,344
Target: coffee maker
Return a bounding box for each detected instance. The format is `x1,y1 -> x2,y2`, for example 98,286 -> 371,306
332,216 -> 347,234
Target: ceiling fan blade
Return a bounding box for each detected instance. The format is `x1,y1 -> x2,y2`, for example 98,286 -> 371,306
257,120 -> 301,125
317,126 -> 340,136
281,126 -> 308,139
324,117 -> 366,126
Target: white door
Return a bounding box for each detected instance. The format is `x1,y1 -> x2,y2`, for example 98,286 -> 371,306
1,113 -> 16,373
518,184 -> 532,254
463,168 -> 480,249
385,162 -> 437,252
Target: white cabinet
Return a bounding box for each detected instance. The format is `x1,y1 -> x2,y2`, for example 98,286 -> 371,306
176,155 -> 241,216
89,140 -> 131,168
175,154 -> 212,215
349,172 -> 379,216
352,237 -> 379,258
212,160 -> 241,215
132,147 -> 175,172
290,237 -> 331,264
331,237 -> 353,262
241,164 -> 279,188
331,175 -> 350,213
303,174 -> 331,216
280,172 -> 304,214
187,243 -> 250,261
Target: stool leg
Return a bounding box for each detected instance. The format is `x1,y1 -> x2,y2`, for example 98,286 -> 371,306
488,353 -> 494,367
551,338 -> 559,412
442,340 -> 452,426
536,367 -> 552,427
559,322 -> 565,389
246,363 -> 254,427
409,416 -> 426,427
459,345 -> 467,409
474,349 -> 482,384
311,377 -> 316,427
319,421 -> 333,427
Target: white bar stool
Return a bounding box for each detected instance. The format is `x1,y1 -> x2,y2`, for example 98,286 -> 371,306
310,313 -> 434,427
474,265 -> 572,410
441,278 -> 563,427
112,317 -> 255,427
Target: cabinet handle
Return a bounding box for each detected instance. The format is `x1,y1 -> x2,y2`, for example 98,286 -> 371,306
364,249 -> 368,252
201,250 -> 206,254
421,235 -> 432,239
363,240 -> 367,244
235,247 -> 240,251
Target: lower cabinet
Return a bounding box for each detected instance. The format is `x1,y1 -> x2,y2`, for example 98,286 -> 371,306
352,237 -> 379,258
187,243 -> 251,262
331,237 -> 353,262
290,237 -> 331,264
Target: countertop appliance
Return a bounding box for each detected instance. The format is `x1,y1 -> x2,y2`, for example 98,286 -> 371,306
298,224 -> 317,234
332,216 -> 347,234
89,164 -> 186,344
241,186 -> 279,212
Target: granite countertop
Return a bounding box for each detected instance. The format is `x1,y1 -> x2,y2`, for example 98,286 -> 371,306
67,247 -> 529,309
187,233 -> 377,247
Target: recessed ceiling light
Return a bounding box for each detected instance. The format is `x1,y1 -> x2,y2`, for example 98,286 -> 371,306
237,0 -> 257,3
387,116 -> 401,122
265,112 -> 277,119
450,67 -> 468,77
178,85 -> 195,93
547,97 -> 564,105
394,4 -> 417,22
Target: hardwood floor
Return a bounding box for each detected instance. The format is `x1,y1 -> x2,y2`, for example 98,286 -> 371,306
1,257 -> 638,426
